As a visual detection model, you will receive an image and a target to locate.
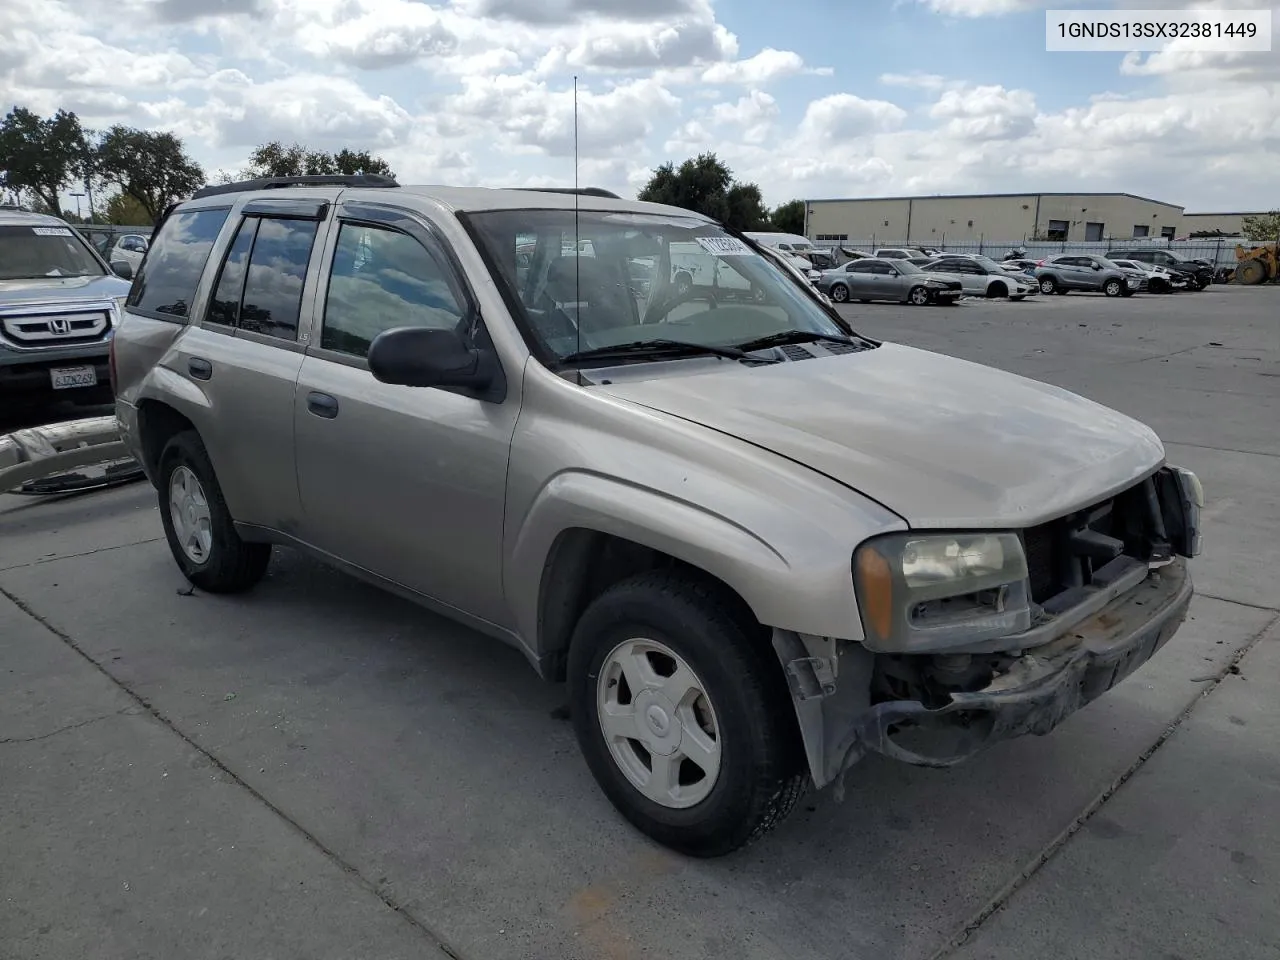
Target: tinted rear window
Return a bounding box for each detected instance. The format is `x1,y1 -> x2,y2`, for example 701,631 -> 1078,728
127,207 -> 230,319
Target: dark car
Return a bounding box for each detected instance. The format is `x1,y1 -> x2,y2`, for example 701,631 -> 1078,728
1106,248 -> 1213,290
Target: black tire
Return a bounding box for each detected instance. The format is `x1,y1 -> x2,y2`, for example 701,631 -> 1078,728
1103,279 -> 1123,298
567,572 -> 806,858
829,283 -> 850,303
157,430 -> 271,593
987,281 -> 1008,299
1038,276 -> 1057,295
674,273 -> 693,296
907,285 -> 930,306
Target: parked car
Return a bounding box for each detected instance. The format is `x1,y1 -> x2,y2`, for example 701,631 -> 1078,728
113,176 -> 1202,858
1001,258 -> 1041,277
817,257 -> 963,305
1,209 -> 134,412
922,254 -> 1037,300
874,247 -> 930,260
1035,254 -> 1144,297
108,234 -> 150,271
1106,248 -> 1213,290
1108,258 -> 1186,294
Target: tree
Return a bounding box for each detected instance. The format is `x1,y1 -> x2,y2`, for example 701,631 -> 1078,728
1241,211 -> 1280,243
637,152 -> 773,232
0,107 -> 90,217
95,126 -> 204,222
241,141 -> 396,179
771,199 -> 805,235
103,191 -> 153,225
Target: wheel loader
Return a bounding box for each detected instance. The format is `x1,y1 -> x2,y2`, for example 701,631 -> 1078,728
1231,242 -> 1280,285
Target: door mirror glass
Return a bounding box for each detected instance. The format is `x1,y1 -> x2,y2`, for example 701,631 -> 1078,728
368,326 -> 493,391
110,260 -> 133,279
1091,262 -> 1103,270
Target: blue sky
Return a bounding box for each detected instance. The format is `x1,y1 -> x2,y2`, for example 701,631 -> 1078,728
3,0 -> 1277,212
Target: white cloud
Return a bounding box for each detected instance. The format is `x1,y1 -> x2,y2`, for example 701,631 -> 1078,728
878,71 -> 949,90
800,94 -> 908,142
929,84 -> 1038,139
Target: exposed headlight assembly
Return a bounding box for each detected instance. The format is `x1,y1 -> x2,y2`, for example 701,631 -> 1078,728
853,532 -> 1032,652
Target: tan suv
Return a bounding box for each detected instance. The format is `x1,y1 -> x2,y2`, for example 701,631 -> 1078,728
113,176 -> 1203,857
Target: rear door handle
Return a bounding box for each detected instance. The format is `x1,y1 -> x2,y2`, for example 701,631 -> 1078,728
306,392 -> 339,419
188,357 -> 212,380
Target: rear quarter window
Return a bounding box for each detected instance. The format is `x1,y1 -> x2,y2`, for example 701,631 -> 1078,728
127,207 -> 231,320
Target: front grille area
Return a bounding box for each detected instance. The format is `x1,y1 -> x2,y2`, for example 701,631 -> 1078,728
1020,476 -> 1171,607
1,308 -> 111,347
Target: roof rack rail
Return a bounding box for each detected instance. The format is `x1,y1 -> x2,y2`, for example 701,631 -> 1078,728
191,174 -> 399,200
522,187 -> 621,199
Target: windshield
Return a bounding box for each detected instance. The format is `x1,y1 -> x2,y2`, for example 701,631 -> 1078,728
894,260 -> 925,275
466,210 -> 850,365
972,255 -> 1004,271
0,224 -> 106,281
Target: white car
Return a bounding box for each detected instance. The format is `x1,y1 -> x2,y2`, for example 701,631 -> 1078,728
922,254 -> 1037,300
1109,259 -> 1183,294
108,234 -> 149,271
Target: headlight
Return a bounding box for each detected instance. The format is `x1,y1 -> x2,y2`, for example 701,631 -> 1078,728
111,295 -> 129,326
853,532 -> 1032,652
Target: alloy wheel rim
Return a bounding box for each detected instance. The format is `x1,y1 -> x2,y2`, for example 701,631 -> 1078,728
169,465 -> 213,564
596,637 -> 722,809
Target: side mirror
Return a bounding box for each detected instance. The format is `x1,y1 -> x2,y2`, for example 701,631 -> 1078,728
110,260 -> 133,280
1091,263 -> 1103,270
368,326 -> 495,391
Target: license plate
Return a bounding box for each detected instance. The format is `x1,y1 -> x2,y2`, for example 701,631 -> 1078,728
50,365 -> 97,390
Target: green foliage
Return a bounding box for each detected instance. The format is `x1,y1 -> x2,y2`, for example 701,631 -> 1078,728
0,106 -> 90,217
638,152 -> 772,232
242,141 -> 396,179
771,199 -> 805,235
95,126 -> 205,222
1241,211 -> 1280,242
104,191 -> 153,225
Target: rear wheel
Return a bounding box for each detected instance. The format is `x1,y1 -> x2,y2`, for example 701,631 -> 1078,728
829,283 -> 850,303
567,573 -> 806,858
1237,259 -> 1268,285
1038,276 -> 1057,295
908,285 -> 930,306
157,431 -> 271,593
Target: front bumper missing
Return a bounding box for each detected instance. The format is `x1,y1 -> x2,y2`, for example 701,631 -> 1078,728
780,558 -> 1192,787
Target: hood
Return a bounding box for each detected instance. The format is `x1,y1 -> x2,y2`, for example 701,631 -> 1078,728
0,274 -> 131,305
597,343 -> 1165,529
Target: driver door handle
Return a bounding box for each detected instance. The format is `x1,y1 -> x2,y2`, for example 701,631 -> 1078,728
307,392 -> 339,419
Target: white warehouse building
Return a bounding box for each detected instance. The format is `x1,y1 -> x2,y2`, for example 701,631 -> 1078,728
804,192 -> 1265,248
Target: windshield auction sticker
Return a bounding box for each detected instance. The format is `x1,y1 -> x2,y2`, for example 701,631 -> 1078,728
1047,8 -> 1271,51
31,227 -> 74,237
695,236 -> 753,257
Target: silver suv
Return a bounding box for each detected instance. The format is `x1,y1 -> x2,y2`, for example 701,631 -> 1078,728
113,176 -> 1203,857
1,208 -> 134,411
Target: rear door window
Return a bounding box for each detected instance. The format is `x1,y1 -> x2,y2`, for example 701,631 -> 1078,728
127,207 -> 231,320
238,217 -> 320,341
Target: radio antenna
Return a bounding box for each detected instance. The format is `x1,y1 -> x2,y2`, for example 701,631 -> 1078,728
573,74 -> 581,364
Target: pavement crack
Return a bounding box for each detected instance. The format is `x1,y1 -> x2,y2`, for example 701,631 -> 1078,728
1162,440 -> 1280,461
927,609 -> 1280,960
0,536 -> 164,573
1197,592 -> 1279,613
0,583 -> 470,960
0,709 -> 128,744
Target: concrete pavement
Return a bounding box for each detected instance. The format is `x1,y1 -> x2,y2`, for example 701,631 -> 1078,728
2,284 -> 1277,959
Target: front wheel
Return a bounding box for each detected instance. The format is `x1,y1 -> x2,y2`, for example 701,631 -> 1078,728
1038,276 -> 1057,295
908,285 -> 930,306
987,281 -> 1008,299
829,283 -> 850,303
567,573 -> 806,858
158,431 -> 271,593
1104,279 -> 1123,297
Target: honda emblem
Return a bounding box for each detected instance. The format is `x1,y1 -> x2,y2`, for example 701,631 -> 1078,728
49,318 -> 72,335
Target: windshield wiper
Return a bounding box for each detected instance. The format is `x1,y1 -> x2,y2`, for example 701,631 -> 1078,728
732,330 -> 866,353
559,338 -> 771,366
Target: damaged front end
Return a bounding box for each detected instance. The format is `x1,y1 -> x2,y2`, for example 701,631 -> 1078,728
775,464 -> 1202,791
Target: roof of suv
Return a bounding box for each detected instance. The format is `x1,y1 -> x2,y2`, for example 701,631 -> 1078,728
0,208 -> 73,228
178,178 -> 705,220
